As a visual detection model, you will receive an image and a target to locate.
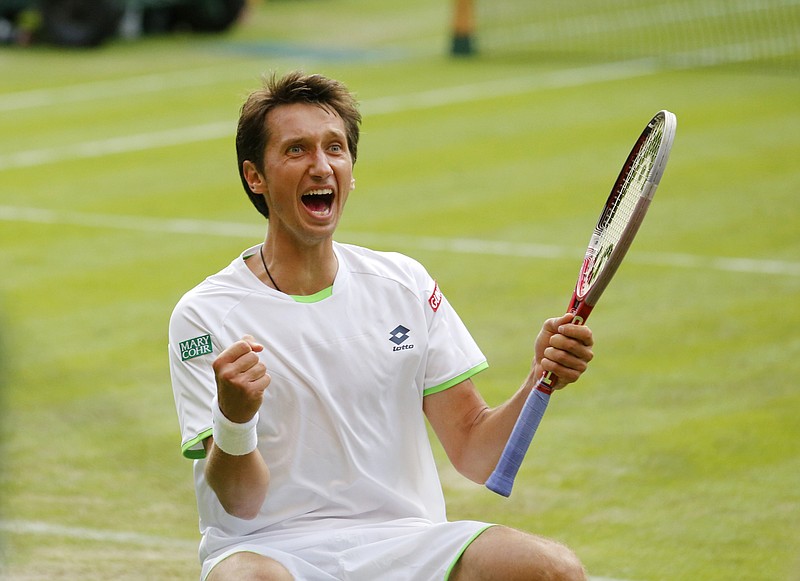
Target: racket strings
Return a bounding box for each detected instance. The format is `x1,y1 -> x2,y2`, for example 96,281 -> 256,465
597,118 -> 665,248
581,117 -> 666,295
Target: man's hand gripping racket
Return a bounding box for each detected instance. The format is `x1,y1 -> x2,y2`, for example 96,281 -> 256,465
486,110 -> 677,497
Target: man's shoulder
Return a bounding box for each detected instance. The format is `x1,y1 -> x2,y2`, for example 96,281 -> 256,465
336,241 -> 427,281
170,254 -> 253,322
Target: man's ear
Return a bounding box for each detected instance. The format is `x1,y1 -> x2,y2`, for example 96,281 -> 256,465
243,161 -> 267,194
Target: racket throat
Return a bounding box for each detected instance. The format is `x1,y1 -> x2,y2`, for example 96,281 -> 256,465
567,293 -> 594,326
567,291 -> 582,317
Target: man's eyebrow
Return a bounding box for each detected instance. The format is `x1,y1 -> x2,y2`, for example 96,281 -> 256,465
277,128 -> 346,147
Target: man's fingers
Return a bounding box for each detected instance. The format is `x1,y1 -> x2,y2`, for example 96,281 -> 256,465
213,339 -> 252,369
213,336 -> 264,369
239,361 -> 270,386
215,350 -> 266,384
557,323 -> 594,347
535,313 -> 595,390
549,332 -> 594,359
543,346 -> 590,373
241,334 -> 264,352
213,336 -> 271,423
541,314 -> 571,336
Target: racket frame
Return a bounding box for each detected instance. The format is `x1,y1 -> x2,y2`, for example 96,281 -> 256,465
485,110 -> 676,496
538,110 -> 675,395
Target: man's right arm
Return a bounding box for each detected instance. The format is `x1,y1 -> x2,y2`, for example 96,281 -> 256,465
205,336 -> 272,520
203,436 -> 269,520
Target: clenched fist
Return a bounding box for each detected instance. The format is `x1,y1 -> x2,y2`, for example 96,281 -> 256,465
212,335 -> 271,424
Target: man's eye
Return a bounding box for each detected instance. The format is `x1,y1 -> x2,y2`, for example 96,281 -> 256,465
329,144 -> 343,153
288,146 -> 303,154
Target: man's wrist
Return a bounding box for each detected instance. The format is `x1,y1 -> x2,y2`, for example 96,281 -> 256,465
211,396 -> 259,456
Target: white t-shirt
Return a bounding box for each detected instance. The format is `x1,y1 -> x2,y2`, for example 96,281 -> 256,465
168,242 -> 488,561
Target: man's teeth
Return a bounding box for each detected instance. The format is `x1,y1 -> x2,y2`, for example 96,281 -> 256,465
302,188 -> 334,214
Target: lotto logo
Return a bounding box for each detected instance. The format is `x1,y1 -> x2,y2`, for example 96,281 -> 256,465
389,325 -> 415,352
389,325 -> 411,345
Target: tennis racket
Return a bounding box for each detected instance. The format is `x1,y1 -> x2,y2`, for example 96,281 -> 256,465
485,110 -> 677,497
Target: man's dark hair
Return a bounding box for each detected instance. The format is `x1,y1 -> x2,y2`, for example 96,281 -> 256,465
235,71 -> 362,220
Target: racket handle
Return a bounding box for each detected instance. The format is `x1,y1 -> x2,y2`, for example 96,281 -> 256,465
486,307 -> 592,497
485,375 -> 553,497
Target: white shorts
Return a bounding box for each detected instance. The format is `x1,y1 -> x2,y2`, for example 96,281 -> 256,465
201,518 -> 495,581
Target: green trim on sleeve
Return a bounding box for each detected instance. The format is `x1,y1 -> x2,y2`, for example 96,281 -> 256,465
423,361 -> 489,397
181,428 -> 213,459
444,524 -> 497,580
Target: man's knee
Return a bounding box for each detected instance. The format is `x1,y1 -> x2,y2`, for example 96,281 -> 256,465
454,525 -> 586,581
206,551 -> 293,581
542,540 -> 586,581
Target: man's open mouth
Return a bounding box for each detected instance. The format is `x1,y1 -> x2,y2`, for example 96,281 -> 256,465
301,189 -> 335,214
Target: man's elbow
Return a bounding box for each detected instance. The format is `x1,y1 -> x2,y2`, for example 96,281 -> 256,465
206,471 -> 269,520
220,497 -> 264,520
449,452 -> 492,485
438,437 -> 494,484
214,482 -> 268,520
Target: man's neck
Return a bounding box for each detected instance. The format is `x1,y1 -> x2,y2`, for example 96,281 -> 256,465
249,237 -> 338,296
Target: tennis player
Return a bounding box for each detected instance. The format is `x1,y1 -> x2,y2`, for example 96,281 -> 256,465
168,71 -> 594,581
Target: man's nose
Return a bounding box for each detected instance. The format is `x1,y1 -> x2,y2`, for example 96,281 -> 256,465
309,147 -> 333,179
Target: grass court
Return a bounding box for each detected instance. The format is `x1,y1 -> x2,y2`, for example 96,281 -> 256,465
1,0 -> 799,578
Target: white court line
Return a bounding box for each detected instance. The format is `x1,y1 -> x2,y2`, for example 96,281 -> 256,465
0,121 -> 232,172
0,60 -> 659,172
0,519 -> 630,581
2,205 -> 798,277
0,518 -> 196,549
361,60 -> 657,115
0,64 -> 258,113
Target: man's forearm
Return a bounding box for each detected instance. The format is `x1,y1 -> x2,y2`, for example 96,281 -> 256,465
457,376 -> 537,483
204,438 -> 270,520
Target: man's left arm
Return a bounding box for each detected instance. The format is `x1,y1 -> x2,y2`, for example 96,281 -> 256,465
423,314 -> 594,484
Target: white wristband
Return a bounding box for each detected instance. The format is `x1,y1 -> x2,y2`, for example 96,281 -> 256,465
211,396 -> 259,456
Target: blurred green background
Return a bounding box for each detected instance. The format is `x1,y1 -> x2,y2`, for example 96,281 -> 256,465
1,0 -> 799,579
